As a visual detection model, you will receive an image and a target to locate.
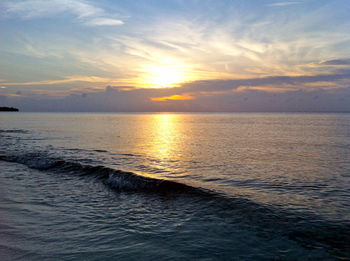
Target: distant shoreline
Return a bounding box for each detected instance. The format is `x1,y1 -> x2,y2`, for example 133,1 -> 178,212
0,107 -> 19,112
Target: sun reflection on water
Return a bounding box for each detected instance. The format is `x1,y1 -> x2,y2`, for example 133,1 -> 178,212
149,114 -> 180,160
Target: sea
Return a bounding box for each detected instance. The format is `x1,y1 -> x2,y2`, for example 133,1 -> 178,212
0,112 -> 349,260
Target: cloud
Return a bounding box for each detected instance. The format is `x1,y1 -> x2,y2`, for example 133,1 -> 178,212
3,70 -> 350,99
267,1 -> 302,7
320,59 -> 350,66
4,84 -> 350,112
151,94 -> 194,102
3,0 -> 124,26
3,0 -> 101,18
178,71 -> 350,94
2,1 -> 350,106
3,75 -> 117,86
86,18 -> 124,26
3,69 -> 350,112
3,4 -> 348,90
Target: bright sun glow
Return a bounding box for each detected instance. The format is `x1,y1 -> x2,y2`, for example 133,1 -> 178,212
150,67 -> 184,87
138,63 -> 191,88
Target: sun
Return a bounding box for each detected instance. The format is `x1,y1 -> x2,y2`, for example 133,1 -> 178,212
149,67 -> 184,87
138,64 -> 190,88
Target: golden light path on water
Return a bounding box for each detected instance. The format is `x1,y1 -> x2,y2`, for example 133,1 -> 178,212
132,114 -> 218,191
148,114 -> 180,162
128,113 -> 203,183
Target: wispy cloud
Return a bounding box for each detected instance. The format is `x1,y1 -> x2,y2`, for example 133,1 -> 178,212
3,75 -> 116,86
86,18 -> 123,26
3,0 -> 98,18
267,1 -> 302,7
2,0 -> 124,26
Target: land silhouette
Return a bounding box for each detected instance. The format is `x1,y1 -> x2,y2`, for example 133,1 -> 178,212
0,107 -> 19,111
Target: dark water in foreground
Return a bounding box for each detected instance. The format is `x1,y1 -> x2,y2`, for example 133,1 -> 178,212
0,113 -> 349,260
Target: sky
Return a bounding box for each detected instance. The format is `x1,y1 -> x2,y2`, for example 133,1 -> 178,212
1,0 -> 350,112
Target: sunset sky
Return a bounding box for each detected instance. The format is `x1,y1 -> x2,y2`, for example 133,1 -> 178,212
1,0 -> 350,111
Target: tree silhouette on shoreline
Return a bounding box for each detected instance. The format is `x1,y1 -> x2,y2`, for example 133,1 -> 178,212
0,107 -> 19,112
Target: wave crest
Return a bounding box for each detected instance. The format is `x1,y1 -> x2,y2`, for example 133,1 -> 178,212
0,154 -> 204,194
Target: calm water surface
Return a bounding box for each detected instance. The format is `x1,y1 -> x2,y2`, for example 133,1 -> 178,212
0,113 -> 349,260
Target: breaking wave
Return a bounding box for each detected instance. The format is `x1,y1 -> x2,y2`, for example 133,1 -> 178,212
0,153 -> 208,195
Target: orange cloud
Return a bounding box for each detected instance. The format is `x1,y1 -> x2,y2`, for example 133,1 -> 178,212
151,94 -> 194,102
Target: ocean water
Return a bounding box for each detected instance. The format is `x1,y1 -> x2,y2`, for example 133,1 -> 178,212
0,112 -> 349,260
